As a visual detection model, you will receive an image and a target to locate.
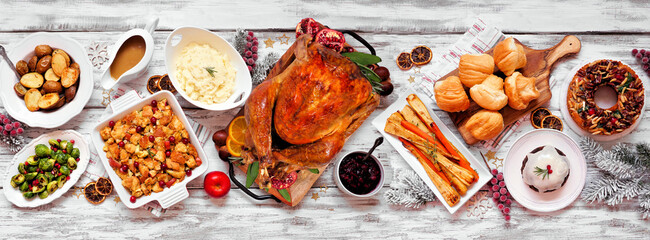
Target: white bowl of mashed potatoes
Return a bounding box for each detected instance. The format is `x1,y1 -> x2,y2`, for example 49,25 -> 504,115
164,27 -> 252,110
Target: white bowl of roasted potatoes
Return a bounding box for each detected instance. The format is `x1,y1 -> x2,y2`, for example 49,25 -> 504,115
0,32 -> 93,128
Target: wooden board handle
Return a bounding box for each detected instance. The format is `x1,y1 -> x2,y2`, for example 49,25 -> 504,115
546,35 -> 581,65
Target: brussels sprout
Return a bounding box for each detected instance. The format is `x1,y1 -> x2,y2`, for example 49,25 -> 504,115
19,181 -> 29,192
31,182 -> 46,194
48,139 -> 60,149
59,141 -> 69,151
26,155 -> 39,165
35,144 -> 51,157
23,192 -> 35,199
56,176 -> 67,188
71,148 -> 80,159
47,181 -> 58,193
67,157 -> 77,170
45,172 -> 55,181
66,142 -> 73,154
59,165 -> 71,176
26,165 -> 37,173
24,172 -> 37,181
39,158 -> 55,172
36,174 -> 48,186
38,191 -> 49,199
17,163 -> 26,174
55,153 -> 67,165
11,174 -> 25,186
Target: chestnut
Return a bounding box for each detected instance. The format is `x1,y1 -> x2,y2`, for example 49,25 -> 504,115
379,81 -> 393,96
212,129 -> 228,147
373,66 -> 390,81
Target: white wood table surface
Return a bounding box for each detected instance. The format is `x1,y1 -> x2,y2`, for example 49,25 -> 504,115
1,1 -> 649,239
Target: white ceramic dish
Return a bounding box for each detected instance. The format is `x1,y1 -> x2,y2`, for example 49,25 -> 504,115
3,130 -> 90,208
560,59 -> 646,141
0,32 -> 94,128
333,151 -> 385,198
99,18 -> 158,89
371,89 -> 491,214
90,90 -> 209,209
503,129 -> 587,212
164,26 -> 252,111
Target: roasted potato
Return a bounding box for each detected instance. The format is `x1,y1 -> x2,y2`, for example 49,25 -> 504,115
36,55 -> 52,74
44,68 -> 60,81
53,95 -> 66,109
51,53 -> 69,77
60,67 -> 79,88
52,49 -> 70,64
69,62 -> 80,71
27,55 -> 38,72
24,89 -> 42,112
16,60 -> 29,76
34,45 -> 53,58
37,93 -> 61,110
64,86 -> 76,103
19,72 -> 44,89
42,81 -> 63,94
14,82 -> 28,98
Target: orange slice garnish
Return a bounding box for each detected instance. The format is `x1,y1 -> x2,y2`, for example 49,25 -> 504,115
228,116 -> 247,145
226,136 -> 243,157
396,52 -> 413,70
541,115 -> 563,131
410,46 -> 432,65
530,107 -> 552,129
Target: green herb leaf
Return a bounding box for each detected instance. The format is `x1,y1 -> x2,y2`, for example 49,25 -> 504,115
533,166 -> 550,180
228,157 -> 244,166
278,188 -> 291,202
357,63 -> 384,93
245,161 -> 259,188
205,67 -> 218,77
342,52 -> 382,65
308,168 -> 319,174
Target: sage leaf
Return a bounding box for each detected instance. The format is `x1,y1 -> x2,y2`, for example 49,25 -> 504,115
278,188 -> 291,202
245,161 -> 259,188
308,168 -> 319,174
342,52 -> 381,65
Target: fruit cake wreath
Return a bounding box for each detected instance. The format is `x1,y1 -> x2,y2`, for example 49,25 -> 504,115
567,59 -> 645,135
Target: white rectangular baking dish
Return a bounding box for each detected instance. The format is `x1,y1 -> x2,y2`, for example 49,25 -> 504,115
91,90 -> 208,209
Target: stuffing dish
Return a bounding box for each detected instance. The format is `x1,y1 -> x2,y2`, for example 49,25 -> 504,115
99,98 -> 202,200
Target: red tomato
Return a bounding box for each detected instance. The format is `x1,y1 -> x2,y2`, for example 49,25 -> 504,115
204,171 -> 231,198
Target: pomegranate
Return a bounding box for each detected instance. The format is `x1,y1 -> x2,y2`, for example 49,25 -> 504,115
295,18 -> 321,38
271,171 -> 298,189
315,29 -> 346,52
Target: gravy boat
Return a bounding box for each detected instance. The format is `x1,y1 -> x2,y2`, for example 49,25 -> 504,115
100,18 -> 158,89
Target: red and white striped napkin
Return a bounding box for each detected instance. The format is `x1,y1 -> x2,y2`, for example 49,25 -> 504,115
81,87 -> 212,217
416,18 -> 556,150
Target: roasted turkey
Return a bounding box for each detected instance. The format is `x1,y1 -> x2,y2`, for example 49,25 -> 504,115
243,34 -> 380,189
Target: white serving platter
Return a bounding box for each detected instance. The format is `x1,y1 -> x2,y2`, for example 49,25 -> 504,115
371,88 -> 491,214
3,130 -> 90,208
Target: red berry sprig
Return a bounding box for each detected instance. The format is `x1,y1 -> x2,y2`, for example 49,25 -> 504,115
489,169 -> 513,221
632,49 -> 650,75
0,114 -> 25,136
243,31 -> 259,72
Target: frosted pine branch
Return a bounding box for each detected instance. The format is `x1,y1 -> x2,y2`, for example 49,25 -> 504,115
582,174 -> 618,203
579,136 -> 603,161
593,150 -> 645,179
233,29 -> 247,56
384,169 -> 436,208
604,179 -> 644,206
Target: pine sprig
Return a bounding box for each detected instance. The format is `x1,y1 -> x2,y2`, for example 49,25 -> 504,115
533,166 -> 550,180
384,168 -> 436,208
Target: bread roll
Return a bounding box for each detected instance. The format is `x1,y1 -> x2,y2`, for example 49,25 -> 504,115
505,71 -> 540,110
465,110 -> 504,140
458,54 -> 494,87
469,75 -> 508,110
434,76 -> 470,112
494,37 -> 527,76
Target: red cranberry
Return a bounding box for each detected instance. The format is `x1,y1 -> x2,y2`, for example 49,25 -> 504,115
632,49 -> 639,55
76,158 -> 80,162
165,150 -> 171,157
547,165 -> 551,170
118,141 -> 125,148
136,126 -> 143,133
70,140 -> 75,144
182,138 -> 189,144
548,169 -> 553,174
108,121 -> 115,127
159,180 -> 165,187
66,176 -> 70,181
161,163 -> 168,171
57,139 -> 61,143
169,136 -> 176,143
120,164 -> 128,173
151,100 -> 157,107
150,117 -> 157,125
185,169 -> 192,177
24,161 -> 29,165
130,196 -> 136,203
149,135 -> 155,142
588,108 -> 595,115
134,162 -> 139,168
62,149 -> 67,154
33,180 -> 39,185
611,118 -> 617,124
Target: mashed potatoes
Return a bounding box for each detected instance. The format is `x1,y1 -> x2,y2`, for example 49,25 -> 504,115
175,42 -> 236,105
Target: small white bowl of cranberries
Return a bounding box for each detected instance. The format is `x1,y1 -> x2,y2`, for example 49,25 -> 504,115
334,149 -> 385,197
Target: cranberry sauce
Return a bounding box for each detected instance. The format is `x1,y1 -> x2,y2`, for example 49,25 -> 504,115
338,152 -> 381,195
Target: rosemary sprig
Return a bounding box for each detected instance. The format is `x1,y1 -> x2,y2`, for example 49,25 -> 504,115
534,166 -> 550,180
205,67 -> 218,77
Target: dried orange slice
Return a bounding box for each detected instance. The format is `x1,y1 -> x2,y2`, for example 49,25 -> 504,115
226,136 -> 243,157
95,177 -> 113,196
84,182 -> 106,204
158,74 -> 177,93
228,116 -> 247,145
147,75 -> 162,94
541,115 -> 563,131
531,107 -> 552,129
396,52 -> 413,70
410,46 -> 432,65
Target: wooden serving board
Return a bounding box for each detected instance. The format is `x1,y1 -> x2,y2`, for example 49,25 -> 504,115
228,41 -> 327,206
439,35 -> 581,145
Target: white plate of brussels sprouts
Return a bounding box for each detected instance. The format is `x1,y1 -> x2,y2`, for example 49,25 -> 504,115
2,130 -> 89,207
